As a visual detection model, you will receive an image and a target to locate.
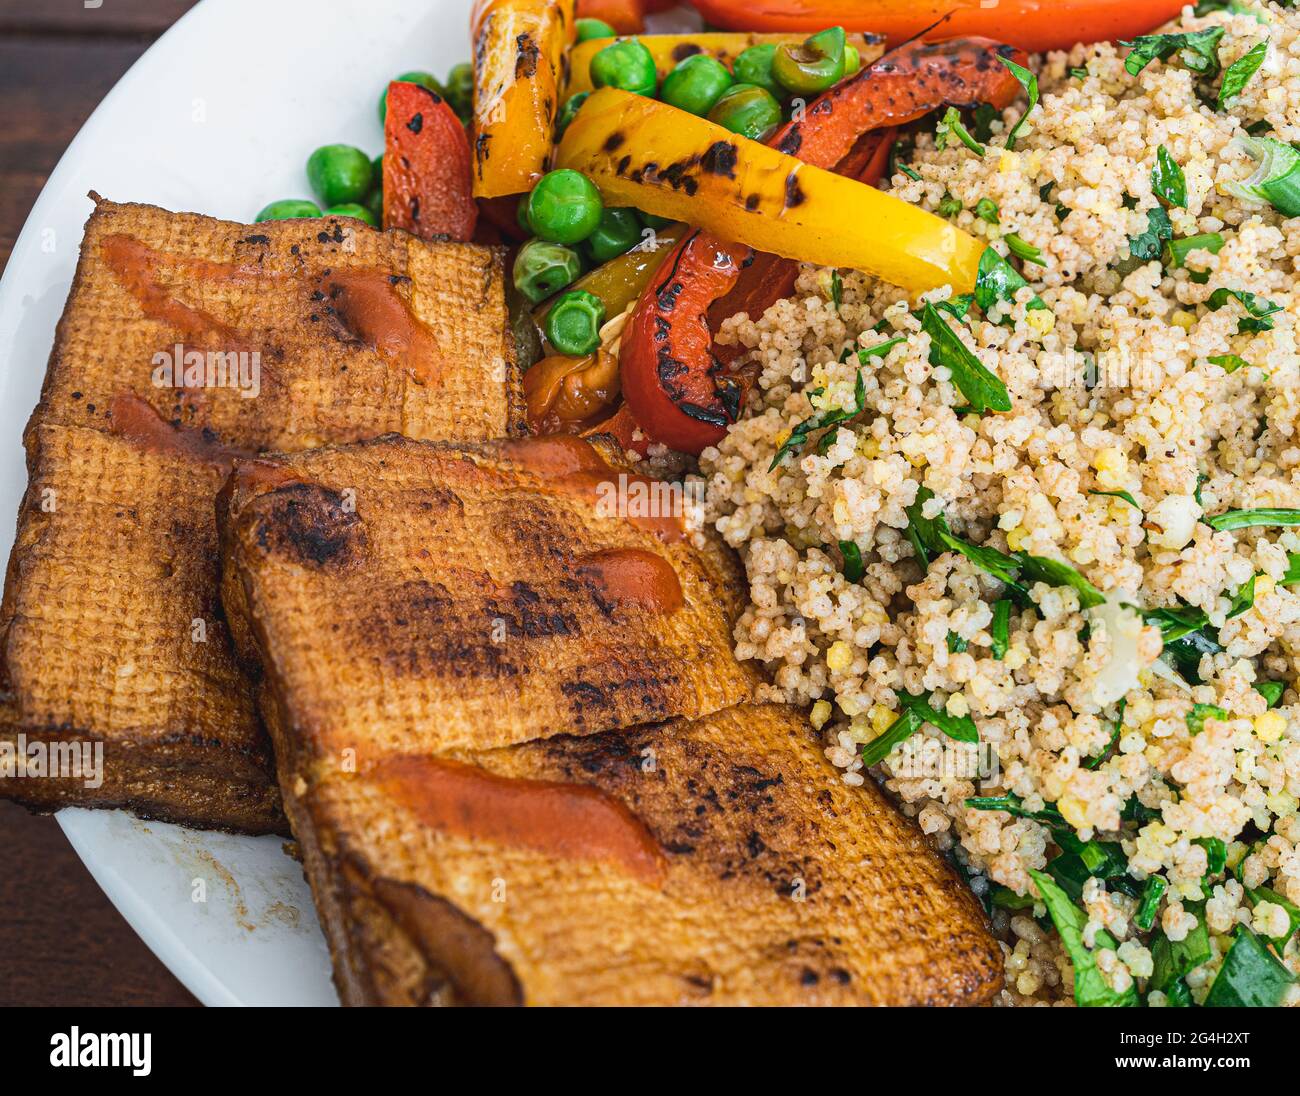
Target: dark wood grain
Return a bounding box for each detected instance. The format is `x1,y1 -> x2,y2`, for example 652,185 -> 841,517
0,1 -> 201,1006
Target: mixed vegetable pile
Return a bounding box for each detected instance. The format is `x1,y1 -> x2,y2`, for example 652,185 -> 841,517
249,0 -> 1300,1007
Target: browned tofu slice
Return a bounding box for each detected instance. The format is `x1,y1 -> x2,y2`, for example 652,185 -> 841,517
0,196 -> 525,832
281,703 -> 1004,1006
0,424 -> 279,830
219,433 -> 758,764
220,436 -> 1001,1005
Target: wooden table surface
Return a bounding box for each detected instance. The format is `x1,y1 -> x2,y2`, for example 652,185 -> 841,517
0,0 -> 200,1007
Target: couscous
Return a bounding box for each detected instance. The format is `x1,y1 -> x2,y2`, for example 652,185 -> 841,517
700,3 -> 1300,1006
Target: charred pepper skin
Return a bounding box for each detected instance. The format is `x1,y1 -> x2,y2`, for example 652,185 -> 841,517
620,230 -> 754,454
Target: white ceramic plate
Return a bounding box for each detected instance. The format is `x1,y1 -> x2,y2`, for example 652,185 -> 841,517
0,0 -> 485,1007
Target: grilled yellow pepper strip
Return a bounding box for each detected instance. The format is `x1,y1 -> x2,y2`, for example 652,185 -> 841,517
564,31 -> 885,97
471,0 -> 576,199
555,88 -> 982,295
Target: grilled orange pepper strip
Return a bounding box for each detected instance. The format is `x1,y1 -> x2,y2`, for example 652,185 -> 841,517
555,88 -> 982,295
470,0 -> 576,199
564,32 -> 885,97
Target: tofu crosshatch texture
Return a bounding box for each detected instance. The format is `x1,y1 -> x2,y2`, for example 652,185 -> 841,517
219,434 -> 1003,1005
0,197 -> 525,832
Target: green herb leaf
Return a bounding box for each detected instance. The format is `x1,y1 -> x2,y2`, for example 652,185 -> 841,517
1089,489 -> 1141,510
1206,287 -> 1282,333
1188,702 -> 1230,735
1219,39 -> 1269,107
904,485 -> 952,570
1205,507 -> 1300,531
1129,206 -> 1173,261
975,246 -> 1044,314
1135,875 -> 1168,932
946,630 -> 968,654
1203,925 -> 1297,1007
975,197 -> 1000,224
1029,869 -> 1139,1007
838,540 -> 864,583
1245,885 -> 1300,948
1195,835 -> 1228,876
920,304 -> 1011,414
1254,680 -> 1285,707
966,792 -> 1066,828
1069,66 -> 1089,80
1087,698 -> 1125,770
1208,353 -> 1253,373
939,530 -> 1024,589
769,371 -> 867,471
991,885 -> 1037,910
856,335 -> 906,363
898,690 -> 980,744
938,193 -> 963,217
1227,574 -> 1257,619
991,598 -> 1012,660
969,102 -> 1000,144
997,55 -> 1039,151
1283,552 -> 1300,585
1017,553 -> 1106,608
860,705 -> 924,766
1150,902 -> 1211,992
1122,26 -> 1225,78
936,106 -> 985,156
1153,145 -> 1187,208
1005,232 -> 1046,266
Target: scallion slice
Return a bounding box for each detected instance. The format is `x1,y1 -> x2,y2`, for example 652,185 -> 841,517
1225,134 -> 1300,218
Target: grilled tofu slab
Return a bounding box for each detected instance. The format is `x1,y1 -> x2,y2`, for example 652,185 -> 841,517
221,435 -> 1002,1005
0,197 -> 523,832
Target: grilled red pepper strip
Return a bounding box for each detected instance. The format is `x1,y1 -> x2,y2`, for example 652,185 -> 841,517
621,230 -> 753,454
576,0 -> 646,32
770,38 -> 1027,171
383,82 -> 478,242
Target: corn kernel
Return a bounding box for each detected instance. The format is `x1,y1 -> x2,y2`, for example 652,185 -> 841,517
869,704 -> 896,734
945,692 -> 970,718
1093,447 -> 1128,490
1265,790 -> 1297,817
1254,710 -> 1287,744
1004,646 -> 1028,670
907,452 -> 928,468
1256,575 -> 1275,596
826,641 -> 853,672
1170,310 -> 1196,331
810,699 -> 833,730
858,437 -> 881,458
1058,794 -> 1088,828
998,150 -> 1020,173
832,499 -> 849,524
1006,527 -> 1027,551
1026,308 -> 1056,336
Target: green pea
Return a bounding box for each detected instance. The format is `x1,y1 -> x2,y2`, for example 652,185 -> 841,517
378,71 -> 443,124
513,239 -> 584,304
590,38 -> 657,98
660,54 -> 733,117
307,145 -> 375,208
556,91 -> 589,139
772,26 -> 846,97
324,203 -> 377,227
545,290 -> 607,355
732,44 -> 783,99
843,43 -> 862,78
526,168 -> 604,245
707,83 -> 783,142
575,17 -> 617,42
254,199 -> 322,222
517,196 -> 533,233
444,62 -> 474,123
585,207 -> 642,262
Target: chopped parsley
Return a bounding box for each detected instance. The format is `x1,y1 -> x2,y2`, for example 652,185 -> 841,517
1187,702 -> 1230,735
997,56 -> 1039,151
839,540 -> 864,583
1206,287 -> 1282,333
1226,573 -> 1257,619
920,304 -> 1011,414
1129,206 -> 1174,261
1030,869 -> 1139,1007
1122,26 -> 1225,78
1220,40 -> 1269,107
1153,145 -> 1187,208
1208,353 -> 1253,373
1203,925 -> 1297,1007
975,197 -> 1000,224
769,370 -> 866,471
991,598 -> 1012,660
